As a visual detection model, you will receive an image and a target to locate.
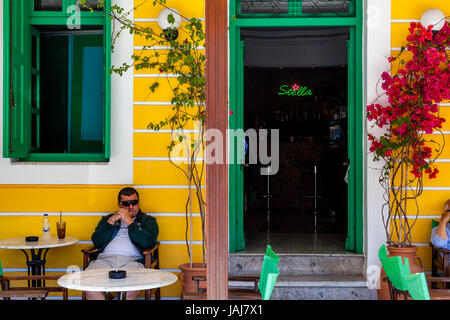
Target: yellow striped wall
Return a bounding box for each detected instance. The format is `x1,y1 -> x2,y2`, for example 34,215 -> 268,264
0,0 -> 206,300
390,0 -> 450,271
133,0 -> 206,300
1,0 -> 448,300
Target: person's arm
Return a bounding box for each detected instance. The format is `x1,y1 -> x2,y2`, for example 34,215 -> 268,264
91,215 -> 116,248
128,216 -> 159,250
435,211 -> 450,240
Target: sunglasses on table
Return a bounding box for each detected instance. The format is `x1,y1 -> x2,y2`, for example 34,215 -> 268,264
121,200 -> 139,206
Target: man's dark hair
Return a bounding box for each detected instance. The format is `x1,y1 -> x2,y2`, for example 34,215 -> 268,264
118,187 -> 139,202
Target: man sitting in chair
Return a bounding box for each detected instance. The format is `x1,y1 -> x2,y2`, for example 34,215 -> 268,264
85,187 -> 159,300
431,200 -> 450,255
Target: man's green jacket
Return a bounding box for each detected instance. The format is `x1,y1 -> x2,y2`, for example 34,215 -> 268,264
91,210 -> 158,263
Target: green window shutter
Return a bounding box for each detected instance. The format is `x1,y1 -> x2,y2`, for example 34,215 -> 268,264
4,0 -> 31,159
103,2 -> 111,160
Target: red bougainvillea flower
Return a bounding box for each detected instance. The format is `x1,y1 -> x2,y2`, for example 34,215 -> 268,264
367,21 -> 449,180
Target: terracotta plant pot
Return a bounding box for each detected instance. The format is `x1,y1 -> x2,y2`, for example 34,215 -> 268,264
377,245 -> 424,300
178,262 -> 207,295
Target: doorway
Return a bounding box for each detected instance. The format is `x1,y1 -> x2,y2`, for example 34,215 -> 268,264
236,27 -> 353,254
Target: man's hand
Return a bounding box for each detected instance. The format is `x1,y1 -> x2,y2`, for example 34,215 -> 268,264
107,213 -> 121,226
116,208 -> 134,226
436,211 -> 450,240
440,211 -> 450,224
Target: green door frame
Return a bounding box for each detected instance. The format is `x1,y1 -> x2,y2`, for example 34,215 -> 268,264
228,1 -> 363,254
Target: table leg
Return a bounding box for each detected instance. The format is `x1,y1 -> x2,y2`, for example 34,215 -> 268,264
21,248 -> 49,287
119,292 -> 127,300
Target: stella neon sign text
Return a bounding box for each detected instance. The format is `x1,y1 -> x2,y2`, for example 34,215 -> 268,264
277,83 -> 313,96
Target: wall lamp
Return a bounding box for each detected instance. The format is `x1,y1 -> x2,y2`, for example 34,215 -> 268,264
158,8 -> 182,41
420,8 -> 446,34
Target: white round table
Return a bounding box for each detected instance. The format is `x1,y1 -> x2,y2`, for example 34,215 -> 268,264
0,236 -> 79,250
0,236 -> 79,287
57,268 -> 177,300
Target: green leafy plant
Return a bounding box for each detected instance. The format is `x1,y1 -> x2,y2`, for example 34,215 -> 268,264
81,0 -> 207,266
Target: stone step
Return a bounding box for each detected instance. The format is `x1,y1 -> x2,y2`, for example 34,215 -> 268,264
229,274 -> 377,300
229,253 -> 365,276
228,253 -> 376,300
270,274 -> 377,300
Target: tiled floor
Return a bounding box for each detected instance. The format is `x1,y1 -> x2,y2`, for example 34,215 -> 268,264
242,209 -> 349,254
242,232 -> 349,254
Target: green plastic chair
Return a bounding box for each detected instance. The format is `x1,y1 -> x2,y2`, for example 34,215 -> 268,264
379,245 -> 450,300
432,219 -> 440,229
378,244 -> 411,292
378,244 -> 388,260
258,245 -> 280,300
0,258 -> 3,277
264,244 -> 280,265
403,272 -> 431,300
183,245 -> 280,300
258,245 -> 279,290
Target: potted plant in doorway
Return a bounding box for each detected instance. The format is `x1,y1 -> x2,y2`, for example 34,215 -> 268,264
95,0 -> 208,294
367,21 -> 449,298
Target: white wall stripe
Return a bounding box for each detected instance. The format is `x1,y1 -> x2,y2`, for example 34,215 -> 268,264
135,101 -> 173,105
134,46 -> 205,50
153,213 -> 201,217
0,212 -> 199,217
136,157 -> 450,163
134,129 -> 197,133
134,74 -> 179,78
420,131 -> 450,135
134,157 -> 204,162
160,240 -> 203,245
136,128 -> 448,134
134,101 -> 201,106
392,215 -> 442,219
134,185 -> 205,189
0,212 -> 111,217
391,19 -> 420,23
433,159 -> 450,163
392,186 -> 450,191
134,17 -> 205,22
422,187 -> 450,191
0,240 -> 202,246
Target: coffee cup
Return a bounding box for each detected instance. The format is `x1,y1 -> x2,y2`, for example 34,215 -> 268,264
56,221 -> 66,240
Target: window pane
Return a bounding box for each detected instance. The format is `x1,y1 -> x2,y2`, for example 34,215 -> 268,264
34,0 -> 63,11
38,27 -> 104,154
40,33 -> 69,153
76,0 -> 104,11
238,0 -> 352,16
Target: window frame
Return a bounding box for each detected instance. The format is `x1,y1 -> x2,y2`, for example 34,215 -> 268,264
228,0 -> 363,253
3,0 -> 111,162
235,0 -> 356,18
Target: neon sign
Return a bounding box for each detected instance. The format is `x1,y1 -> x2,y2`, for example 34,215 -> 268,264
277,84 -> 313,96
